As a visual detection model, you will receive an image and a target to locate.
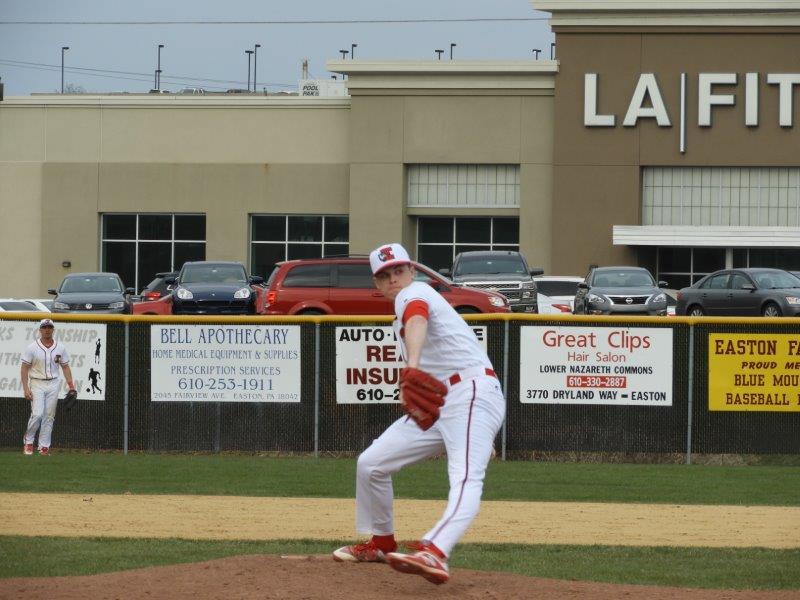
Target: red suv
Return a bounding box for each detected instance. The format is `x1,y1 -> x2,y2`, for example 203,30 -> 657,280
264,257 -> 510,315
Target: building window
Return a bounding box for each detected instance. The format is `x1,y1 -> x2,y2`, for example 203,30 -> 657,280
417,217 -> 519,273
250,215 -> 348,279
656,247 -> 725,289
101,214 -> 206,292
656,246 -> 800,289
408,165 -> 520,208
643,167 -> 800,226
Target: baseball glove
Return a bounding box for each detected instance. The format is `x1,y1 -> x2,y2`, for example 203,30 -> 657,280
399,367 -> 447,431
63,389 -> 78,411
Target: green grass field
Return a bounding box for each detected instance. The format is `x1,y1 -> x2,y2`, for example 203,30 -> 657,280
1,451 -> 799,589
2,452 -> 799,505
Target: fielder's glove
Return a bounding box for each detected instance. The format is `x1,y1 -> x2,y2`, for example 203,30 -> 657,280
399,367 -> 447,431
63,389 -> 78,411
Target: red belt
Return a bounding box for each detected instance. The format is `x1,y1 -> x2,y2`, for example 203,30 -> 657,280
448,368 -> 496,386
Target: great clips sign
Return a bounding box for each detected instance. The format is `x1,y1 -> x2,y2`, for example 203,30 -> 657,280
584,72 -> 800,152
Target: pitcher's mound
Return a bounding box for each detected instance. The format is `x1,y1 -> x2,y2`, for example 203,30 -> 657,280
1,554 -> 795,600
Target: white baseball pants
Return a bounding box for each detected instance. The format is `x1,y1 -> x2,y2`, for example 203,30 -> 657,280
24,378 -> 61,449
355,373 -> 506,557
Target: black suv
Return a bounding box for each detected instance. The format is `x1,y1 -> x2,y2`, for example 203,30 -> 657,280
441,251 -> 542,313
167,261 -> 264,315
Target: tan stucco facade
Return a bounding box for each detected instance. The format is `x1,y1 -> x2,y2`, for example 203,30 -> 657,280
2,1 -> 800,296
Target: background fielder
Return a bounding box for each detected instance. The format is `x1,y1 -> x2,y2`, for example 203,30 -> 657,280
21,318 -> 76,456
333,243 -> 506,585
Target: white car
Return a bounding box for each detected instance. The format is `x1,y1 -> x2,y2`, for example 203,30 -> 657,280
533,276 -> 585,313
537,293 -> 571,314
0,299 -> 47,312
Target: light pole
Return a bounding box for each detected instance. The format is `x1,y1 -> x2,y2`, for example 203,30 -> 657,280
351,43 -> 357,59
450,43 -> 456,59
532,48 -> 541,59
60,46 -> 69,93
435,49 -> 444,60
246,50 -> 253,91
156,44 -> 164,90
253,44 -> 261,92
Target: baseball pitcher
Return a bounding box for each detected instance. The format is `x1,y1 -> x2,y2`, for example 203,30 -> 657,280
332,243 -> 506,585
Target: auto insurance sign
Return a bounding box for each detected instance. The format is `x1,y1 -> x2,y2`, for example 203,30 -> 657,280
335,325 -> 488,404
520,326 -> 673,405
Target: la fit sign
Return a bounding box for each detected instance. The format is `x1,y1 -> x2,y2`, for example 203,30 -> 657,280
584,72 -> 800,152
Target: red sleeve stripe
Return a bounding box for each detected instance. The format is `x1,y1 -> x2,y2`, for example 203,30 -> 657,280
402,299 -> 429,325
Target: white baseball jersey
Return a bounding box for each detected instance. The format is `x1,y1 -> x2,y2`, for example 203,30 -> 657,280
392,281 -> 491,381
21,339 -> 70,380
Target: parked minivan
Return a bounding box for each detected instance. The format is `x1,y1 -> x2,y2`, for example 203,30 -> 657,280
264,257 -> 510,315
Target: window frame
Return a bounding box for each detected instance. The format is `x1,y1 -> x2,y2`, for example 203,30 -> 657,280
100,213 -> 206,291
250,214 -> 349,277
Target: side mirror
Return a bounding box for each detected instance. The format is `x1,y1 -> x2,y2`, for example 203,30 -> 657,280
438,268 -> 451,276
530,268 -> 544,277
125,287 -> 136,295
742,283 -> 756,291
47,288 -> 57,295
164,276 -> 177,285
578,282 -> 589,290
658,281 -> 669,288
249,275 -> 264,285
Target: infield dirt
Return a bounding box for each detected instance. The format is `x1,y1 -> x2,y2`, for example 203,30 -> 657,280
3,555 -> 800,600
2,493 -> 799,600
1,493 -> 798,548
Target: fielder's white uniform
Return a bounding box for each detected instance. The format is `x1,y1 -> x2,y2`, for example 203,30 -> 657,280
355,281 -> 506,557
22,339 -> 71,450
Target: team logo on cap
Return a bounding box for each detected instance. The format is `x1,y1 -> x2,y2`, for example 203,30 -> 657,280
378,246 -> 396,262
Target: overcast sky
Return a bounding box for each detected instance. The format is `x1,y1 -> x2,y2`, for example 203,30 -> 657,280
0,0 -> 554,96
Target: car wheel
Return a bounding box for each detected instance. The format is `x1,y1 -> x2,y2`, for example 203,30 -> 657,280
456,306 -> 480,314
762,302 -> 782,317
687,305 -> 705,317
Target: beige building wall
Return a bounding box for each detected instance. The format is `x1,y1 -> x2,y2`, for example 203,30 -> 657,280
0,97 -> 351,295
334,61 -> 556,271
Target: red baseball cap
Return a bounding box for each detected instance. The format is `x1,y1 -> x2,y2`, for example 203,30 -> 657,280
370,243 -> 411,275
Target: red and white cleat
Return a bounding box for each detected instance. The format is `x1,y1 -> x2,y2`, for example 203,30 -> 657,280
39,447 -> 50,456
23,444 -> 34,455
332,540 -> 390,563
386,550 -> 450,585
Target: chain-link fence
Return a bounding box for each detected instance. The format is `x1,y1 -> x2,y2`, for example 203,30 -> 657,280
1,315 -> 798,460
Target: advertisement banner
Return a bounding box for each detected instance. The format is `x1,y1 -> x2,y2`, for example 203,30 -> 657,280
150,325 -> 301,402
709,333 -> 800,411
520,326 -> 673,405
0,320 -> 106,400
335,325 -> 488,404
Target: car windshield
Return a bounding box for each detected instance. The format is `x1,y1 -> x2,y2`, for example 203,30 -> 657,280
592,270 -> 654,288
752,271 -> 800,289
536,281 -> 581,296
181,264 -> 247,284
454,256 -> 527,276
60,275 -> 122,293
0,301 -> 41,311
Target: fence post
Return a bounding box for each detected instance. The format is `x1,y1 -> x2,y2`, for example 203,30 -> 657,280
686,323 -> 695,465
123,321 -> 130,455
314,322 -> 320,458
501,319 -> 509,461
